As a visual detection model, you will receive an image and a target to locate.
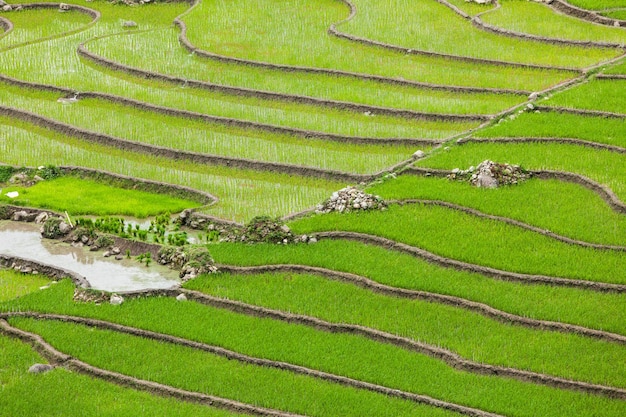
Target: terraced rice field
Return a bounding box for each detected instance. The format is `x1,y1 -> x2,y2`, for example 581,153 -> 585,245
0,0 -> 625,416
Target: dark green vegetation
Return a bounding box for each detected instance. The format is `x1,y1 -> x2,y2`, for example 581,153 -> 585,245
1,0 -> 625,416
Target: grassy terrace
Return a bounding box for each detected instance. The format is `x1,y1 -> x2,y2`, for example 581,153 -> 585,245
289,203 -> 626,283
367,175 -> 626,246
0,333 -> 243,417
3,283 -> 626,417
1,0 -> 626,415
543,78 -> 626,114
339,0 -> 621,63
0,8 -> 93,50
0,176 -> 201,217
180,1 -> 581,90
474,110 -> 626,147
479,0 -> 626,44
0,120 -> 342,221
415,141 -> 626,202
184,270 -> 626,387
0,87 -> 416,175
209,241 -> 626,335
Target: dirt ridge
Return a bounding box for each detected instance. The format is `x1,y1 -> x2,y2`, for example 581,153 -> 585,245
216,264 -> 626,344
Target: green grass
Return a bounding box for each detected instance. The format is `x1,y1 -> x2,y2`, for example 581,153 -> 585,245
566,0 -> 626,9
0,176 -> 201,217
0,334 -> 244,417
367,175 -> 626,246
8,317 -> 459,417
185,271 -> 626,388
415,141 -> 626,204
480,0 -> 626,44
543,78 -> 626,114
208,240 -> 626,336
184,0 -> 617,70
0,87 -> 417,174
0,8 -> 93,50
603,10 -> 626,19
289,203 -> 626,284
0,269 -> 50,302
475,110 -> 626,148
3,283 -> 626,417
0,118 -> 341,222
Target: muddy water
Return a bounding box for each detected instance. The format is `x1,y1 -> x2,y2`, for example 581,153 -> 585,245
0,221 -> 180,292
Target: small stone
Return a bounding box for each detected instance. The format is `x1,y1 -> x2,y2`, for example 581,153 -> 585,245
103,251 -> 111,258
20,266 -> 32,274
59,3 -> 70,10
115,255 -> 123,261
280,225 -> 290,234
2,4 -> 13,11
29,364 -> 54,374
58,221 -> 72,235
412,150 -> 425,159
614,21 -> 621,27
528,92 -> 539,100
527,103 -> 535,110
110,294 -> 124,305
176,293 -> 187,302
308,237 -> 318,244
122,20 -> 138,28
111,247 -> 121,255
34,212 -> 49,224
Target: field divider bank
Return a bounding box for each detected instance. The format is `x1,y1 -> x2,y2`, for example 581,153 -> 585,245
329,0 -> 581,72
0,318 -> 308,417
0,254 -> 91,288
0,312 -> 508,417
311,231 -> 626,293
404,167 -> 626,214
389,199 -> 626,251
215,263 -> 626,344
0,74 -> 441,146
78,38 -> 496,121
548,0 -> 626,28
534,105 -> 626,120
460,136 -> 626,154
0,104 -> 390,183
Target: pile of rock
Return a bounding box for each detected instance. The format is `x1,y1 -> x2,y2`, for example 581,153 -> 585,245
316,186 -> 386,214
73,287 -> 109,304
447,160 -> 531,188
157,245 -> 217,281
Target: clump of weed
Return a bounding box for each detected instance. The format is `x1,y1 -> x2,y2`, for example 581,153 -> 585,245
41,217 -> 71,239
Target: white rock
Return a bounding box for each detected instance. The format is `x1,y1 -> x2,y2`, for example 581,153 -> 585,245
412,150 -> 425,159
5,191 -> 18,198
110,294 -> 124,305
528,92 -> 539,100
28,364 -> 54,374
176,293 -> 187,302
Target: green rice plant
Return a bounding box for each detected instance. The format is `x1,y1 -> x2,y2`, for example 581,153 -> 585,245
208,240 -> 626,335
474,110 -> 626,148
4,285 -> 626,417
0,176 -> 200,217
183,0 -> 614,74
289,203 -> 626,284
566,0 -> 626,9
367,175 -> 626,246
0,8 -> 93,50
185,271 -> 626,388
0,268 -> 50,301
0,88 -> 417,174
86,28 -> 528,112
0,334 -> 244,417
542,78 -> 626,114
9,317 -> 459,417
602,10 -> 626,20
479,0 -> 626,44
0,120 -> 341,222
415,141 -> 626,205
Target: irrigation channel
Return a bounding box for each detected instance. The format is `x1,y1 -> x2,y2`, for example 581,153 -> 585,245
0,221 -> 180,291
